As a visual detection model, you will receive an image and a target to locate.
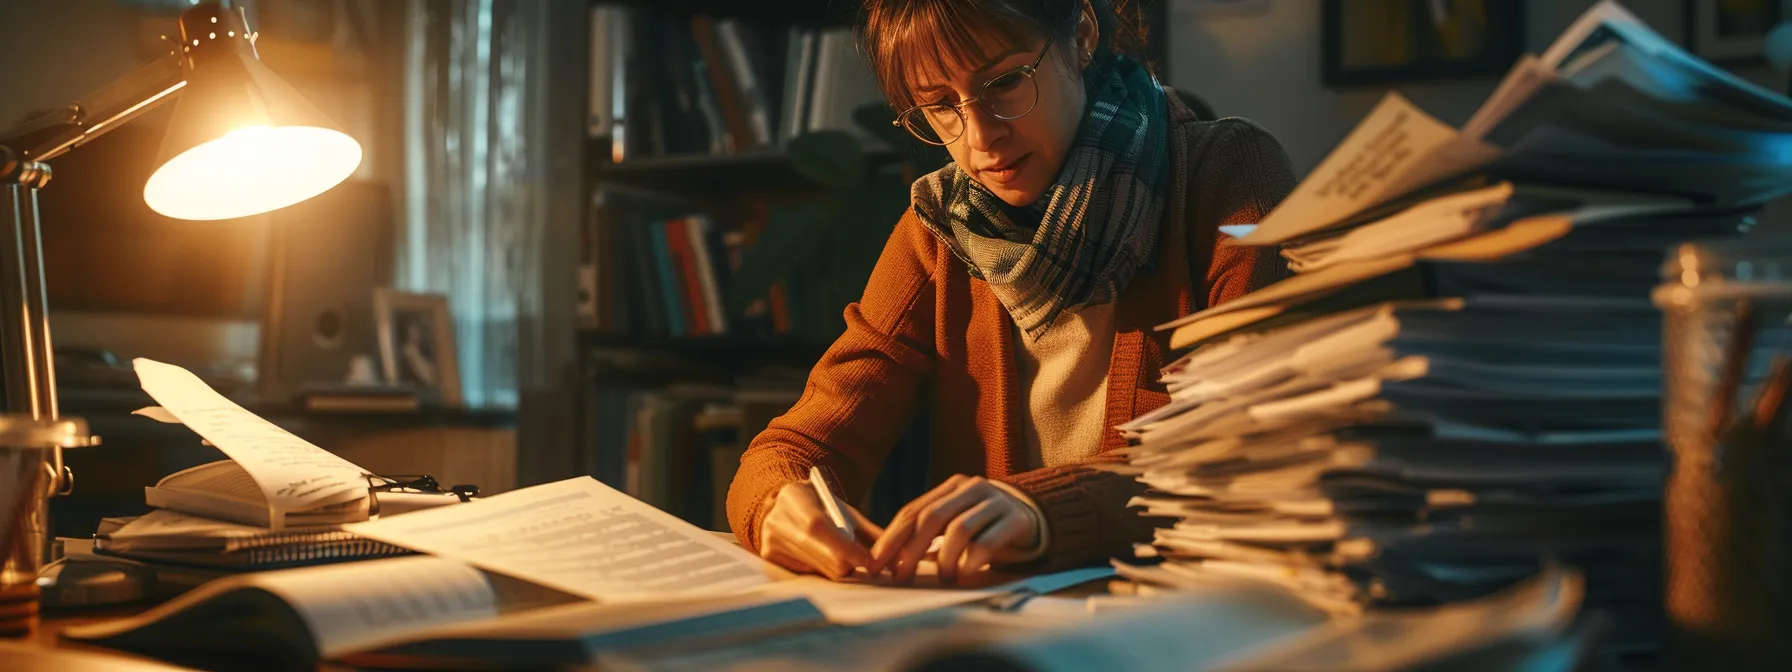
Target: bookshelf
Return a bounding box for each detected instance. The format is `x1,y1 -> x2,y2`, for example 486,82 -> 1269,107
586,0 -> 859,28
568,0 -> 937,531
522,0 -> 1174,533
586,143 -> 903,192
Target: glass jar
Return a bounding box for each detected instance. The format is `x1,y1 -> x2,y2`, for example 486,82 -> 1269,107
0,416 -> 90,638
1654,238 -> 1792,669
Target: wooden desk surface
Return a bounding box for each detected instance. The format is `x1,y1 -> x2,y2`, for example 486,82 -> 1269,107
6,603 -> 194,671
24,602 -> 362,671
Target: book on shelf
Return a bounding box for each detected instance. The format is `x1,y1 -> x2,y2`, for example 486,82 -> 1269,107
582,187 -> 845,343
297,383 -> 425,413
588,5 -> 884,162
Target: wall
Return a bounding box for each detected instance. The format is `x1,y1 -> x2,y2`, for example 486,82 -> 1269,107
1166,0 -> 1780,176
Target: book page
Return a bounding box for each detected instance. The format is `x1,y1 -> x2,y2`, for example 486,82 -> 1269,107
252,556 -> 501,659
134,359 -> 371,530
62,555 -> 502,661
1238,93 -> 1499,246
161,461 -> 264,505
345,477 -> 778,602
107,509 -> 312,541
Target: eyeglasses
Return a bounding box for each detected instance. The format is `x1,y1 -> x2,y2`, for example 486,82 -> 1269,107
892,38 -> 1055,146
366,473 -> 480,502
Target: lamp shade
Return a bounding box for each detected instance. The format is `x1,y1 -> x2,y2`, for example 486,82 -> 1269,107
144,2 -> 362,221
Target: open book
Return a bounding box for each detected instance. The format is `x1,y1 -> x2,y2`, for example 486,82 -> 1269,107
62,553 -> 822,669
130,359 -> 378,530
142,460 -> 370,528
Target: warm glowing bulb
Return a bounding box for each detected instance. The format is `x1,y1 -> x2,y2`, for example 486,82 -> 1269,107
144,126 -> 362,220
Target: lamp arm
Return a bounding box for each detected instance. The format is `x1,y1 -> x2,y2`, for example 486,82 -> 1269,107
0,50 -> 185,164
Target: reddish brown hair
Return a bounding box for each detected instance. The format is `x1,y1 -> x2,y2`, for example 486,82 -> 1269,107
857,0 -> 1151,109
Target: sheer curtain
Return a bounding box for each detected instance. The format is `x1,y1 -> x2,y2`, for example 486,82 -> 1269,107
402,0 -> 556,408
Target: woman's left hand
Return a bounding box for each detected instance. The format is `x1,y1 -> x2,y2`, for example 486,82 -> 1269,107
870,475 -> 1040,584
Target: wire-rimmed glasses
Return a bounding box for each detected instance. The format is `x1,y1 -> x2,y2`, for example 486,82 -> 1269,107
892,38 -> 1055,146
366,473 -> 479,502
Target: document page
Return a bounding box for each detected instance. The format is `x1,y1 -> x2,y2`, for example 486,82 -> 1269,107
133,358 -> 371,529
1239,93 -> 1499,246
754,566 -> 1118,624
345,477 -> 778,601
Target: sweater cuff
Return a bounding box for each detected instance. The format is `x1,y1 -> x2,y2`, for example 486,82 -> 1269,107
989,480 -> 1049,563
999,469 -> 1101,567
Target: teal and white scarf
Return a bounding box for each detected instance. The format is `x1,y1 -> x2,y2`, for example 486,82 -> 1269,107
912,52 -> 1169,337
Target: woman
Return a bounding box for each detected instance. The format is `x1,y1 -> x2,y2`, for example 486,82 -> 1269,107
728,0 -> 1295,583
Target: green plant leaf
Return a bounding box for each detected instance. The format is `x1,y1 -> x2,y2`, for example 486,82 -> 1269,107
788,131 -> 866,190
726,201 -> 834,314
852,102 -> 952,171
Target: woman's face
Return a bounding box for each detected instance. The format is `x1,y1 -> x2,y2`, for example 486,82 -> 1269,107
908,16 -> 1096,207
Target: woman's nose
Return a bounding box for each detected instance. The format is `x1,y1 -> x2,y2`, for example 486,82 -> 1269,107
962,105 -> 1008,151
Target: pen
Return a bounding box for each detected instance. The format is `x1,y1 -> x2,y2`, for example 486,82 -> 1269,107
809,466 -> 854,539
1709,298 -> 1759,439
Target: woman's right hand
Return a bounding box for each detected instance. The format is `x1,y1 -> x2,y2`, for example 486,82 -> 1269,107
757,480 -> 882,581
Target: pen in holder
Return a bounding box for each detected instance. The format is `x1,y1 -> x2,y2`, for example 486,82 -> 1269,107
1655,240 -> 1792,668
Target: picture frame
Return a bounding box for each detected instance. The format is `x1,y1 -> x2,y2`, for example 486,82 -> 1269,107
1685,0 -> 1791,65
1321,0 -> 1528,87
373,289 -> 462,408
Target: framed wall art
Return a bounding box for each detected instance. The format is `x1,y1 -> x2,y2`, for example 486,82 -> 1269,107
1322,0 -> 1528,87
1685,0 -> 1792,64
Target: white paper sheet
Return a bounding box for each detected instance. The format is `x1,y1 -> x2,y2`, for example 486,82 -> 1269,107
1237,93 -> 1499,246
133,358 -> 370,529
345,477 -> 778,602
751,566 -> 1117,625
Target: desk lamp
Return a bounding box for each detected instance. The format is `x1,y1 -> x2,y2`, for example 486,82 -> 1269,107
0,0 -> 360,523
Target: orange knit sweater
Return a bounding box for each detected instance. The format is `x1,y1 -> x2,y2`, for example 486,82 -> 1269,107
727,92 -> 1297,570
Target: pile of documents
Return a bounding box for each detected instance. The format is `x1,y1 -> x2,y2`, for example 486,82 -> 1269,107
1110,2 -> 1791,662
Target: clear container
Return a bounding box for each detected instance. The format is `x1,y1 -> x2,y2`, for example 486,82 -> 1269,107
1653,239 -> 1792,668
0,416 -> 89,638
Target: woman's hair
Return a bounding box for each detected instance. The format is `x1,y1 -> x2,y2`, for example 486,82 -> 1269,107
857,0 -> 1150,109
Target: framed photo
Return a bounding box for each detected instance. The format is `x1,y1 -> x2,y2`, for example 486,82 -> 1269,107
373,289 -> 462,407
1322,0 -> 1528,87
1686,0 -> 1792,64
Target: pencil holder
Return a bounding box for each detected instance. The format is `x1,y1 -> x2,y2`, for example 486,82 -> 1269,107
1653,239 -> 1792,668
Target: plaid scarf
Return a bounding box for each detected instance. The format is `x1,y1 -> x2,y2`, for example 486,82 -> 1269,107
912,53 -> 1169,338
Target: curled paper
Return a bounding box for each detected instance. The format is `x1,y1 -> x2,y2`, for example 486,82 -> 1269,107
132,406 -> 182,424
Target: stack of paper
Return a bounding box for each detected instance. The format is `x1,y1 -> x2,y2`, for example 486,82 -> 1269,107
1113,2 -> 1788,664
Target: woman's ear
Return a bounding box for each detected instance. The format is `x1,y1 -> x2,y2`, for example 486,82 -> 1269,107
1077,0 -> 1099,64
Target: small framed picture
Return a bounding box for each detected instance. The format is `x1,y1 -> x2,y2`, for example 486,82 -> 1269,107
373,289 -> 462,407
1321,0 -> 1528,87
1686,0 -> 1792,64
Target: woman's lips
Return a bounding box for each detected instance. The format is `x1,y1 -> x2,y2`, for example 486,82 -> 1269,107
981,153 -> 1031,186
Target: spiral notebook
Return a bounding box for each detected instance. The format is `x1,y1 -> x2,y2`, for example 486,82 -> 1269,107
93,510 -> 414,571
